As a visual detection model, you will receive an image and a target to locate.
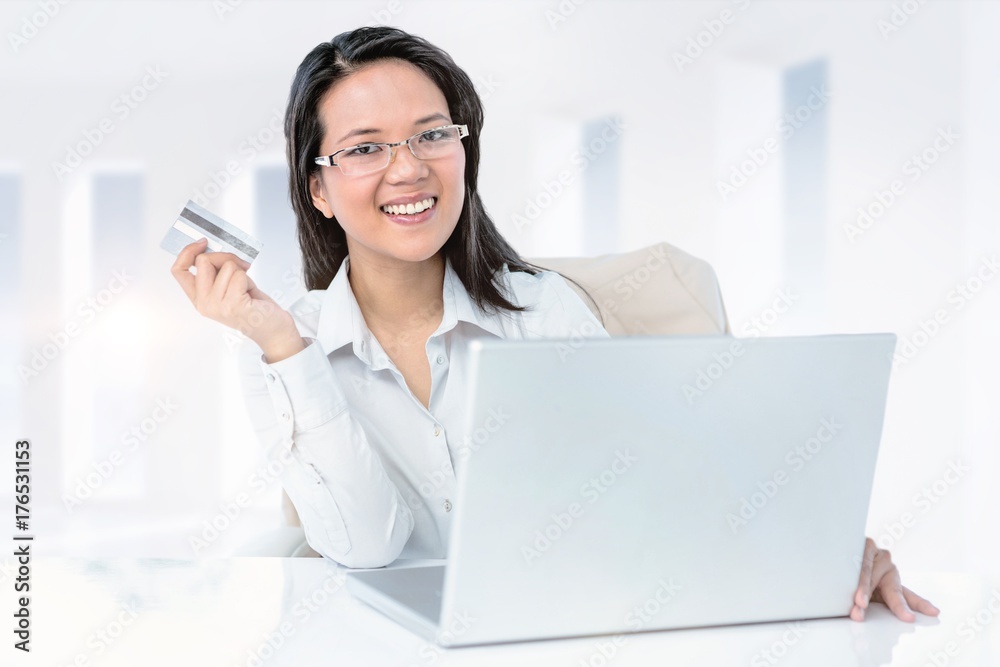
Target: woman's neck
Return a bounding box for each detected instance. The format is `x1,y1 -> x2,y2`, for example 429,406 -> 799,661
347,251 -> 446,335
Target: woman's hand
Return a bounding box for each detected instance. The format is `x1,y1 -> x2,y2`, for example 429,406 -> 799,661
170,238 -> 305,362
851,537 -> 939,622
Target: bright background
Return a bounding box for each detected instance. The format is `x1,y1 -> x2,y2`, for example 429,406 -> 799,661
1,0 -> 997,577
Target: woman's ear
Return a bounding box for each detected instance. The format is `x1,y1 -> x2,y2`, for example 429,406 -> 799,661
309,172 -> 334,218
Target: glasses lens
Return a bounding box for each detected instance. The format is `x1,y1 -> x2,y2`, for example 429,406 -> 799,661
411,126 -> 463,160
339,144 -> 389,175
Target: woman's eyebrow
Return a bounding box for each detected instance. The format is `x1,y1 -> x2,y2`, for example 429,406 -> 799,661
335,112 -> 451,144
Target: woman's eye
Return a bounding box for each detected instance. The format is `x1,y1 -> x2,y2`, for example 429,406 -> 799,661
420,130 -> 445,142
345,144 -> 383,157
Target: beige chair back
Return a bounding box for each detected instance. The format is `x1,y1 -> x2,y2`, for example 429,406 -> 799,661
528,242 -> 729,335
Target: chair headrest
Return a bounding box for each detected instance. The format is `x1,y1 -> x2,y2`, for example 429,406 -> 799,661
526,242 -> 730,336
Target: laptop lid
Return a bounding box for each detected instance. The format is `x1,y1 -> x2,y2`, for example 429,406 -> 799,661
439,333 -> 895,645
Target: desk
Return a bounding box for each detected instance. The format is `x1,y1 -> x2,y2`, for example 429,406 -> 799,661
13,558 -> 998,666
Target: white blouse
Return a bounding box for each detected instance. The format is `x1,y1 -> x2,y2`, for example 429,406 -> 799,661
238,254 -> 609,568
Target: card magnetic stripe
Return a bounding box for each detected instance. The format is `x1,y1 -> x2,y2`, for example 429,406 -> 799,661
169,219 -> 226,251
179,207 -> 260,260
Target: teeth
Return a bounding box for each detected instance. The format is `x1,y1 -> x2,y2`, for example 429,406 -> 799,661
381,197 -> 436,215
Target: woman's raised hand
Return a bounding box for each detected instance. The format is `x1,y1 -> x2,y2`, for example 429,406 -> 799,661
171,238 -> 305,363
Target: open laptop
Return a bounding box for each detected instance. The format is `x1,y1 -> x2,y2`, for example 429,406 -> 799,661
346,333 -> 896,646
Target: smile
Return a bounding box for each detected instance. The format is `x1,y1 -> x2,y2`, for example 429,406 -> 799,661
380,197 -> 437,216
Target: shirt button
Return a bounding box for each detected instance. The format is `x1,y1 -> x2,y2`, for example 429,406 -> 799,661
443,499 -> 452,512
436,355 -> 445,364
281,412 -> 290,422
266,373 -> 276,383
434,426 -> 442,437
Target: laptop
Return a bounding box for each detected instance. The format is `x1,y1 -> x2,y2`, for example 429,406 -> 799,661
346,333 -> 896,646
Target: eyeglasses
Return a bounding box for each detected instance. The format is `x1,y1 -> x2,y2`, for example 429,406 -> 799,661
314,124 -> 470,176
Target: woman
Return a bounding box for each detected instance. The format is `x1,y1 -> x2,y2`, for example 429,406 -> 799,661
171,26 -> 937,623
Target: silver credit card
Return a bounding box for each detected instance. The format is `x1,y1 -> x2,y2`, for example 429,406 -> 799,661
160,200 -> 263,264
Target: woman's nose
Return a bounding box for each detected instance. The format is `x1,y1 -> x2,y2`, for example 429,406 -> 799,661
385,143 -> 427,180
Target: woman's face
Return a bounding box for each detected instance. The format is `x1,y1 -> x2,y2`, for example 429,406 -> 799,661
308,59 -> 466,267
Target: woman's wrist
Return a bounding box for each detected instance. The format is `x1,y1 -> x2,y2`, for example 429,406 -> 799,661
257,328 -> 307,364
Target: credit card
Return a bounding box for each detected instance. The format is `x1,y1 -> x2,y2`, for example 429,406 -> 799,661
160,200 -> 262,265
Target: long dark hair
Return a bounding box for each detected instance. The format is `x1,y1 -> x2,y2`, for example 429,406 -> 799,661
284,26 -> 599,320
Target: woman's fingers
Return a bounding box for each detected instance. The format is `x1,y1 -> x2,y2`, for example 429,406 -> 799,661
170,239 -> 257,327
193,252 -> 220,312
173,240 -> 249,289
873,566 -> 915,622
169,243 -> 291,349
223,267 -> 261,332
853,540 -> 900,621
192,251 -> 250,312
170,238 -> 208,302
869,549 -> 897,597
191,250 -> 250,277
223,265 -> 249,306
903,586 -> 940,617
209,259 -> 241,307
854,538 -> 877,611
852,538 -> 938,622
850,604 -> 864,622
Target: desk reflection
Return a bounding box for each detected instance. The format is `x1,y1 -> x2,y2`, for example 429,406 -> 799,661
19,559 -> 989,667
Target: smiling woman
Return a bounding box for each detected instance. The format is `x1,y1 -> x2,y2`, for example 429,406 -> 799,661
167,25 -> 937,626
306,59 -> 468,275
171,25 -> 609,568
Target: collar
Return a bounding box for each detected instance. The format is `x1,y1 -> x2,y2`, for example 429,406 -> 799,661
315,254 -> 509,367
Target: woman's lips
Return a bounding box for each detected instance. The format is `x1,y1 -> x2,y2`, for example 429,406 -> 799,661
380,197 -> 437,225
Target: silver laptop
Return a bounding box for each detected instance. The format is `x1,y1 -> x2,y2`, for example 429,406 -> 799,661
346,333 -> 896,646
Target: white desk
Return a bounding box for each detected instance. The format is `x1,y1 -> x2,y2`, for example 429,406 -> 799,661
16,557 -> 998,666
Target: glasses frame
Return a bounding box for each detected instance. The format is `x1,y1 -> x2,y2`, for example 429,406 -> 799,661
313,124 -> 470,175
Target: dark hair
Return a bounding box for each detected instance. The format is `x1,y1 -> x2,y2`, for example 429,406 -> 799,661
284,26 -> 600,321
